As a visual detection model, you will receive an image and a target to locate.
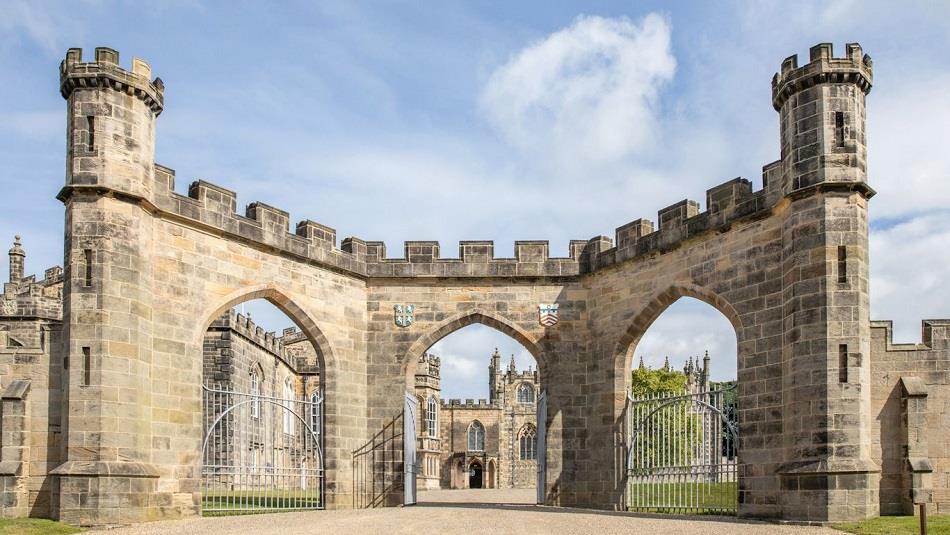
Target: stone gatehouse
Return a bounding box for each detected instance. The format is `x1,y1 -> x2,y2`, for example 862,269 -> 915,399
0,42 -> 947,526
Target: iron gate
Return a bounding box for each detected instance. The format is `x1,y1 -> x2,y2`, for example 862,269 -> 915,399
403,391 -> 418,505
201,383 -> 324,515
625,386 -> 738,515
536,390 -> 546,505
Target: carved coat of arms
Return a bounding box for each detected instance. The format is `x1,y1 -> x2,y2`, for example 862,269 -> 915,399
538,303 -> 559,327
394,304 -> 414,328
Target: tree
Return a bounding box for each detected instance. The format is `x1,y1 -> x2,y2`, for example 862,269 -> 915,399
628,364 -> 699,472
630,365 -> 687,397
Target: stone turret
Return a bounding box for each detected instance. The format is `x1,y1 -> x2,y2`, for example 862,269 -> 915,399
8,236 -> 24,283
53,47 -> 165,526
59,47 -> 164,202
774,43 -> 878,521
772,43 -> 873,194
488,348 -> 502,403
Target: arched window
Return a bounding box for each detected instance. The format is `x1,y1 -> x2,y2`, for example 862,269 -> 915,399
283,378 -> 295,435
309,392 -> 320,437
467,421 -> 485,451
426,396 -> 438,438
249,368 -> 262,419
519,425 -> 537,460
517,383 -> 534,403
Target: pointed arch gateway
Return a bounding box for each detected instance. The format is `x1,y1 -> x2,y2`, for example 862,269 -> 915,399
197,283 -> 334,514
616,283 -> 743,515
401,309 -> 545,386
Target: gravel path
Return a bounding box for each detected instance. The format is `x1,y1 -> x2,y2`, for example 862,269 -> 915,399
86,489 -> 841,535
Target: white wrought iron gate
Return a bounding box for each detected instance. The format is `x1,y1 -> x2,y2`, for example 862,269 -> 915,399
201,383 -> 324,515
536,390 -> 547,505
404,392 -> 418,505
625,385 -> 738,515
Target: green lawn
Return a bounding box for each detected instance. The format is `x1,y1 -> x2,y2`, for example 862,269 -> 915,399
0,518 -> 82,535
202,489 -> 321,516
832,514 -> 950,535
627,481 -> 737,514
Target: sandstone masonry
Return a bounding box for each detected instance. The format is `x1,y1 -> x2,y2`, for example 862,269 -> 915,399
0,42 -> 946,526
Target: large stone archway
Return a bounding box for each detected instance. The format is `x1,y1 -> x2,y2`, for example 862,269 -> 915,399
40,43 -> 890,525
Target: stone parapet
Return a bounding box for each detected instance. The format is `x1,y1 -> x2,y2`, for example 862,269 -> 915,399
60,47 -> 164,115
772,42 -> 873,111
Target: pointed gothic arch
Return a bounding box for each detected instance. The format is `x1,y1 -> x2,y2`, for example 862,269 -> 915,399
401,309 -> 544,388
613,283 -> 742,382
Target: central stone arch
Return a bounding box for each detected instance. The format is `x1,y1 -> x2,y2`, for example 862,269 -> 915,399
401,309 -> 546,386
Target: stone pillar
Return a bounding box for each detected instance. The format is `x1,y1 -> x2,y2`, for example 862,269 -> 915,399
7,236 -> 24,284
51,47 -> 163,526
773,43 -> 879,521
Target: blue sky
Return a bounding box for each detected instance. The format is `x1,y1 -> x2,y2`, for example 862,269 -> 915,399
2,1 -> 949,397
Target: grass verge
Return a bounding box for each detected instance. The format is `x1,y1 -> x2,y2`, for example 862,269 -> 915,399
626,481 -> 737,514
832,514 -> 950,535
0,518 -> 83,535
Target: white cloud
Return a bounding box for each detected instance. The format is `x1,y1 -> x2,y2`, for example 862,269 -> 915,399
867,77 -> 950,218
0,0 -> 87,54
870,213 -> 950,343
479,14 -> 675,171
633,297 -> 738,382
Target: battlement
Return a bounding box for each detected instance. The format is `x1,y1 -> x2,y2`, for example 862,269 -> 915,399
363,239 -> 584,277
209,309 -> 285,358
442,398 -> 493,409
62,46 -> 872,282
587,175 -> 772,270
154,168 -> 778,279
772,42 -> 872,111
871,319 -> 950,351
60,47 -> 164,115
1,237 -> 64,321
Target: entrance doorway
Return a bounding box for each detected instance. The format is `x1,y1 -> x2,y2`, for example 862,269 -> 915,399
469,461 -> 483,489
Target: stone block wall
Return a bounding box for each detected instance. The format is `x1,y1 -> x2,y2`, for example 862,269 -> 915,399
870,320 -> 950,514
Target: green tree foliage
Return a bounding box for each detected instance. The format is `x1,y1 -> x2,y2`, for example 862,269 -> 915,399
628,365 -> 699,473
630,364 -> 688,397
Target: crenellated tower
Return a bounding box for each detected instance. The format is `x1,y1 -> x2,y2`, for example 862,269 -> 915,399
772,43 -> 878,520
52,48 -> 164,525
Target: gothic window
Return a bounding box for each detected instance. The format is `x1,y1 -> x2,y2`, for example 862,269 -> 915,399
517,383 -> 534,403
283,378 -> 295,435
467,421 -> 485,451
519,425 -> 537,460
250,369 -> 262,419
426,396 -> 438,438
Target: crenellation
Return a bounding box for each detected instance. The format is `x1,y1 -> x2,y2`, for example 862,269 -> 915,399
772,42 -> 873,112
188,180 -> 237,216
459,240 -> 493,262
245,202 -> 290,235
514,241 -> 549,263
405,241 -> 440,263
706,178 -> 753,215
154,164 -> 176,194
615,219 -> 654,253
658,199 -> 701,230
296,220 -> 337,248
60,47 -> 164,115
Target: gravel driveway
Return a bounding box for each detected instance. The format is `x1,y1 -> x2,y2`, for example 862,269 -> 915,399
85,488 -> 841,535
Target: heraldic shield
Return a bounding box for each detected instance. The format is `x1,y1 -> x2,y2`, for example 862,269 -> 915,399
538,303 -> 559,327
394,304 -> 414,328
